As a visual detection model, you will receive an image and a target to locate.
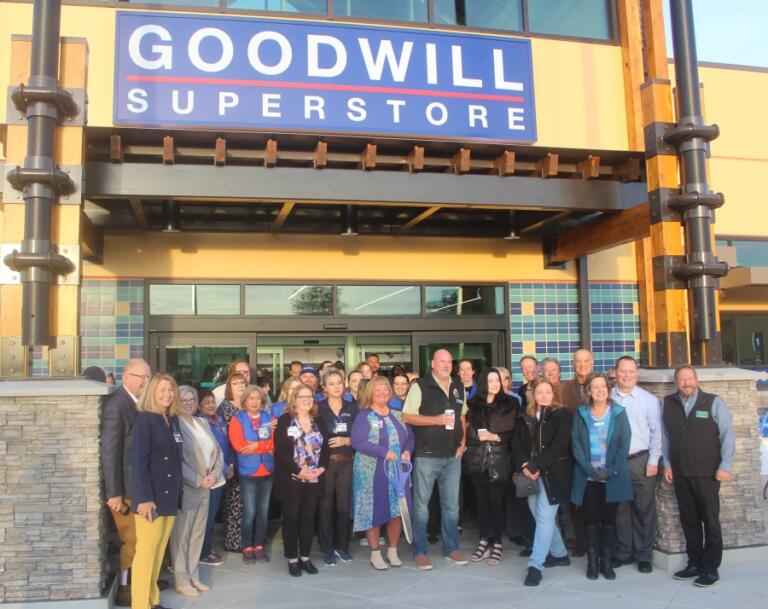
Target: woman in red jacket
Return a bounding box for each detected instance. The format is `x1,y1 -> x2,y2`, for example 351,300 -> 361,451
228,385 -> 275,564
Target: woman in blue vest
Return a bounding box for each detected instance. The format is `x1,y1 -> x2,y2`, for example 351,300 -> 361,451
228,385 -> 275,564
130,373 -> 183,609
571,372 -> 632,581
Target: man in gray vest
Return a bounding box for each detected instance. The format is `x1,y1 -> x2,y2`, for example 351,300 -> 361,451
611,356 -> 662,573
662,365 -> 735,587
403,349 -> 468,570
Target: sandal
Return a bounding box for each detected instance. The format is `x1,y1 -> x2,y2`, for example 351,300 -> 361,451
487,543 -> 503,566
471,540 -> 490,562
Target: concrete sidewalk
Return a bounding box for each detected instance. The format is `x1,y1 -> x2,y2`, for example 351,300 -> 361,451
155,521 -> 768,609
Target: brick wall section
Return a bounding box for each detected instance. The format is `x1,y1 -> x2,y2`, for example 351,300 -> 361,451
0,386 -> 109,602
640,377 -> 766,553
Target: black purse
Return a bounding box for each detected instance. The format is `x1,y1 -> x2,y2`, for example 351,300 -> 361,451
512,472 -> 537,497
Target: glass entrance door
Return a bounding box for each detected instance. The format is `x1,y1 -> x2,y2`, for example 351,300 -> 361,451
412,331 -> 503,376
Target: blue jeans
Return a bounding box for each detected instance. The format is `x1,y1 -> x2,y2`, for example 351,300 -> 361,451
239,475 -> 273,549
527,478 -> 567,571
201,485 -> 224,558
412,456 -> 461,556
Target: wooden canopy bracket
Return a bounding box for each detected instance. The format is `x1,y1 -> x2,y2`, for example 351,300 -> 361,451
162,135 -> 174,165
109,134 -> 122,163
265,138 -> 277,167
214,137 -> 226,166
534,153 -> 558,178
492,151 -> 515,176
361,143 -> 377,170
398,206 -> 441,234
407,146 -> 424,172
450,148 -> 470,174
574,155 -> 600,179
313,141 -> 328,169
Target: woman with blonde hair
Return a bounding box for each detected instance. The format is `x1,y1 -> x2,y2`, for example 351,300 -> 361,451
350,376 -> 414,570
170,385 -> 225,596
130,373 -> 183,609
511,378 -> 572,587
274,384 -> 330,576
272,377 -> 303,419
216,372 -> 248,552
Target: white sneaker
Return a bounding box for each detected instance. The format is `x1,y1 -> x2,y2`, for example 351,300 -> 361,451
370,550 -> 389,571
387,548 -> 402,567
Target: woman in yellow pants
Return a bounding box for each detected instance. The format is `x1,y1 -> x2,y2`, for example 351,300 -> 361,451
131,374 -> 183,609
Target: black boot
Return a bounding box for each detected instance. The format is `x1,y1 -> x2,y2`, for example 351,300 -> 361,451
585,525 -> 600,580
599,525 -> 616,580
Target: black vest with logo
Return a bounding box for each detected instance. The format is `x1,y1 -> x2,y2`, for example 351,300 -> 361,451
662,390 -> 720,477
412,375 -> 465,458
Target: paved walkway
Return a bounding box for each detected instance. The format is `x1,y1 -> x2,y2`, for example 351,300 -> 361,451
156,514 -> 768,609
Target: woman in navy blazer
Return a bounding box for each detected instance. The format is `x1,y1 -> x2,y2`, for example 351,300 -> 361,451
131,373 -> 183,609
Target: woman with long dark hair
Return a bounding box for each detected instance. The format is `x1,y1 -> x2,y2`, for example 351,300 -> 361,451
464,368 -> 517,566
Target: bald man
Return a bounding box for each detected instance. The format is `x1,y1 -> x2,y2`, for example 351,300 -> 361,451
403,349 -> 468,570
562,349 -> 594,414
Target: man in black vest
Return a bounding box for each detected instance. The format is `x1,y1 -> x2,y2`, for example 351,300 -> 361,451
662,365 -> 735,587
403,349 -> 468,570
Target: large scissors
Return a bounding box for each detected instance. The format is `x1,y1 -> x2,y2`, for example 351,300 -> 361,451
385,459 -> 413,544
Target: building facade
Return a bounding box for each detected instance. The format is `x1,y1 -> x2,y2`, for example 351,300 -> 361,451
1,0 -> 766,386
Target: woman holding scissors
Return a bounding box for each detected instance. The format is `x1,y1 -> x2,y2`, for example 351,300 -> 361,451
351,376 -> 415,571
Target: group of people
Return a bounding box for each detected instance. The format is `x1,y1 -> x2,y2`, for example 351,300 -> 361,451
101,348 -> 735,609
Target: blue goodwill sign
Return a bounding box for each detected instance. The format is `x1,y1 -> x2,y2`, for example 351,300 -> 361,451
114,11 -> 537,143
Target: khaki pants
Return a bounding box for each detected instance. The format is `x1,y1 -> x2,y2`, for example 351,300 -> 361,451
110,499 -> 137,572
132,515 -> 175,609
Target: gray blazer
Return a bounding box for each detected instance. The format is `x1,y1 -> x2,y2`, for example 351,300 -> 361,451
101,386 -> 138,499
178,415 -> 225,489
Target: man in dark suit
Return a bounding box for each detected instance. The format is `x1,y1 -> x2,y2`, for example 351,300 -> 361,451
101,358 -> 151,606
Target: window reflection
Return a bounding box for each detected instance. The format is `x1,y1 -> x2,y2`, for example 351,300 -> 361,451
149,284 -> 195,315
245,285 -> 333,315
425,285 -> 503,316
337,285 -> 421,316
528,0 -> 612,40
333,0 -> 427,22
226,0 -> 326,12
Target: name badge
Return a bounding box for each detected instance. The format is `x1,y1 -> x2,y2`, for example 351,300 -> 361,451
173,432 -> 183,443
258,426 -> 271,440
593,421 -> 605,427
695,410 -> 710,419
287,427 -> 300,438
335,422 -> 348,434
370,420 -> 382,430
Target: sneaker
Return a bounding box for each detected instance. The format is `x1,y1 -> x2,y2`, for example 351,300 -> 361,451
638,561 -> 653,573
300,559 -> 318,574
524,566 -> 542,587
252,546 -> 269,563
543,554 -> 571,568
694,572 -> 719,587
242,548 -> 254,564
200,553 -> 224,566
415,555 -> 433,571
673,565 -> 701,580
334,548 -> 353,563
445,550 -> 468,566
324,552 -> 337,567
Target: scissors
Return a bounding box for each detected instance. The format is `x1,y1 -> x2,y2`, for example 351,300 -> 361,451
385,459 -> 413,544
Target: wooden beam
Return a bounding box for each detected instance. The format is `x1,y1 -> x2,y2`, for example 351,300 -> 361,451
406,146 -> 424,172
642,0 -> 670,79
616,158 -> 641,182
129,198 -> 148,229
520,210 -> 573,235
575,155 -> 600,179
635,236 -> 657,366
550,203 -> 650,263
162,135 -> 174,164
271,201 -> 295,233
313,141 -> 327,169
534,153 -> 558,178
265,138 -> 277,167
492,151 -> 515,176
110,134 -> 122,163
450,148 -> 470,174
214,137 -> 226,166
618,0 -> 645,151
361,143 -> 376,170
398,206 -> 441,234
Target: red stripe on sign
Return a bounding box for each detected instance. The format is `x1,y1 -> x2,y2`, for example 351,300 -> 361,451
125,75 -> 526,103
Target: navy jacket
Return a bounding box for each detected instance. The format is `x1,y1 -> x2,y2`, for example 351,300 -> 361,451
571,403 -> 633,506
131,411 -> 183,516
101,385 -> 138,499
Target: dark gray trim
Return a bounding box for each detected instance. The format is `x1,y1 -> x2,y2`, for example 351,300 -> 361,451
577,256 -> 592,350
85,163 -> 647,212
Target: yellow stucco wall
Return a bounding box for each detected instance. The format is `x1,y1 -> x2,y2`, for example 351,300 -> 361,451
83,232 -> 578,282
0,3 -> 628,150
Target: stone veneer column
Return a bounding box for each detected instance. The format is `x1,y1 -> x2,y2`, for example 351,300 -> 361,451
639,368 -> 766,558
0,380 -> 110,604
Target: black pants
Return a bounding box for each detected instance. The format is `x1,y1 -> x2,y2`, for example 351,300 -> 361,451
581,481 -> 618,527
318,458 -> 352,554
673,475 -> 722,572
281,480 -> 321,560
472,475 -> 506,544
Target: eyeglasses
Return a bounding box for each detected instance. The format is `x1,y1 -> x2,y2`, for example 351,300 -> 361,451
297,395 -> 314,400
128,373 -> 150,380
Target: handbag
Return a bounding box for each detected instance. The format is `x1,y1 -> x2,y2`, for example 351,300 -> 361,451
512,472 -> 538,498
